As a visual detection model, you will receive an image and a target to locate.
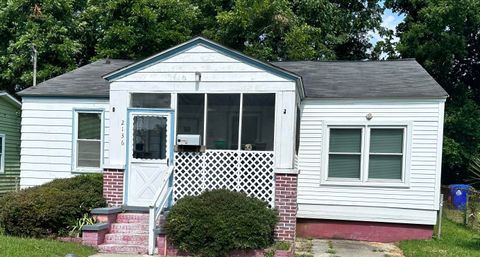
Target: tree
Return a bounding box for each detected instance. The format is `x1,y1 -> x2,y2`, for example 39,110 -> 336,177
213,0 -> 383,61
80,0 -> 200,60
0,0 -> 83,93
385,0 -> 480,183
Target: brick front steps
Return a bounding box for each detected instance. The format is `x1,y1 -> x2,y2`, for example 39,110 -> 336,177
98,213 -> 150,254
82,208 -> 152,254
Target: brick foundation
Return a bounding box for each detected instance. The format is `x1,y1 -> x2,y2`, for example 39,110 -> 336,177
274,173 -> 298,241
103,168 -> 124,207
297,219 -> 434,242
157,235 -> 294,257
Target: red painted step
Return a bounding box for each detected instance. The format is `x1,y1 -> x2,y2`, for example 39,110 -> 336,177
116,213 -> 149,224
104,233 -> 149,245
110,223 -> 149,234
98,243 -> 148,254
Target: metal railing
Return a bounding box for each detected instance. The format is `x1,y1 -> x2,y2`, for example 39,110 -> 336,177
148,165 -> 174,255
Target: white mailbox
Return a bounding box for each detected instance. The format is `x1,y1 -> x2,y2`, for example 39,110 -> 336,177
177,134 -> 201,146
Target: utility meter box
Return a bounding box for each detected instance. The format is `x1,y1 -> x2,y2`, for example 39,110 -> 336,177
177,134 -> 201,146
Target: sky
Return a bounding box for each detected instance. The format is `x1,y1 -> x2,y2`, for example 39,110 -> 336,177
369,8 -> 406,54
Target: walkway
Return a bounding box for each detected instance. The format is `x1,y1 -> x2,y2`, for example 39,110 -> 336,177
296,238 -> 405,257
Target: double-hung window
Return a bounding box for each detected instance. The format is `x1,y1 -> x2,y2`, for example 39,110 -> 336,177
74,111 -> 103,171
0,134 -> 4,173
325,125 -> 408,185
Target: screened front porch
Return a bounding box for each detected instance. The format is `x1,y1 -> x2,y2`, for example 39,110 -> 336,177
173,93 -> 276,206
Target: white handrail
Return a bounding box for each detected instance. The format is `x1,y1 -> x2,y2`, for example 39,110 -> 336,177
148,165 -> 174,255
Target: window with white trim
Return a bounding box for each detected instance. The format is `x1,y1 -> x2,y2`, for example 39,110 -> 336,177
326,125 -> 407,183
0,134 -> 4,173
74,111 -> 103,170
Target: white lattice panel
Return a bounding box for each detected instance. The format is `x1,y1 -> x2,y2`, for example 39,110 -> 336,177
174,150 -> 274,206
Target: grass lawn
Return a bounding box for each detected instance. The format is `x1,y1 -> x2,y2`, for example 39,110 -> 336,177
0,235 -> 97,257
399,217 -> 480,257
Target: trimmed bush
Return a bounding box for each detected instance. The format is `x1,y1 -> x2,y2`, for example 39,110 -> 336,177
0,174 -> 106,238
165,189 -> 278,257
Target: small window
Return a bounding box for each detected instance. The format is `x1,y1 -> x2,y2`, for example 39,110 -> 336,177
206,94 -> 240,150
177,94 -> 205,136
241,94 -> 275,151
132,116 -> 167,160
131,93 -> 171,108
328,128 -> 362,179
76,112 -> 102,169
369,128 -> 404,180
0,135 -> 4,173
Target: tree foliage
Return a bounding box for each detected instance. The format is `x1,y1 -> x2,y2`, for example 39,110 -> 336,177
386,0 -> 480,183
0,0 -> 384,93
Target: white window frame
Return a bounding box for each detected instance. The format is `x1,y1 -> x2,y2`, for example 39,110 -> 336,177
321,121 -> 412,188
72,109 -> 105,173
0,134 -> 5,174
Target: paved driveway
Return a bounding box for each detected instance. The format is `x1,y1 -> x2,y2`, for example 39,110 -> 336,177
296,238 -> 405,257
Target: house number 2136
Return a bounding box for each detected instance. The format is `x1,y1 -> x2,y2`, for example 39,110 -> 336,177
121,120 -> 125,146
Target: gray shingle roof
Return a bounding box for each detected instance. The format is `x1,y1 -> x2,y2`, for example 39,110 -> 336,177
18,59 -> 134,97
272,59 -> 448,98
18,58 -> 447,99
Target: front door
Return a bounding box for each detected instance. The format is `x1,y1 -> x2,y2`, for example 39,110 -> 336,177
126,111 -> 173,207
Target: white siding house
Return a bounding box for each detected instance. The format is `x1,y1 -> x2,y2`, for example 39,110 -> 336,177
296,98 -> 445,225
20,98 -> 110,187
17,37 -> 448,250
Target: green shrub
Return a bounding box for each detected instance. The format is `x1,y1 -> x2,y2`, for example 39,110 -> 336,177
165,189 -> 278,257
0,174 -> 106,238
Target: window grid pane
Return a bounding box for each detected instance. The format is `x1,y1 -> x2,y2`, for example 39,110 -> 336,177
78,113 -> 101,140
329,154 -> 361,178
329,129 -> 362,153
328,128 -> 362,179
370,129 -> 403,154
368,128 -> 404,180
77,140 -> 101,168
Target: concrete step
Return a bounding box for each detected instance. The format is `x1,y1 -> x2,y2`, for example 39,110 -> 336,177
110,223 -> 149,234
116,213 -> 149,224
104,233 -> 149,245
98,243 -> 148,254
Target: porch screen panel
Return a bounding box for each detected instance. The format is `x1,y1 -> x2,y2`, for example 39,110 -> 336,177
368,128 -> 404,179
241,94 -> 275,151
177,94 -> 204,137
206,94 -> 240,150
77,113 -> 102,168
328,128 -> 362,179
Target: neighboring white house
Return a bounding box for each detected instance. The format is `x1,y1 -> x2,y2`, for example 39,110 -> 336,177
18,37 -> 447,251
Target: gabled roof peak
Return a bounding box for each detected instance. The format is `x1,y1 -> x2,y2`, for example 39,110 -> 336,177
103,36 -> 300,82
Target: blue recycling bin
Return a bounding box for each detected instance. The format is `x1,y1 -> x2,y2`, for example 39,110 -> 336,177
448,184 -> 472,210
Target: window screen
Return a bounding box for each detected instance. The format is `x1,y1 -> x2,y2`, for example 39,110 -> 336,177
206,94 -> 240,150
241,94 -> 275,151
77,112 -> 102,168
131,93 -> 171,108
328,128 -> 362,179
368,128 -> 404,179
177,94 -> 204,137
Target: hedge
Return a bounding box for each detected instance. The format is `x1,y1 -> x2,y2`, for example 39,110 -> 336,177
0,174 -> 106,238
165,189 -> 278,257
